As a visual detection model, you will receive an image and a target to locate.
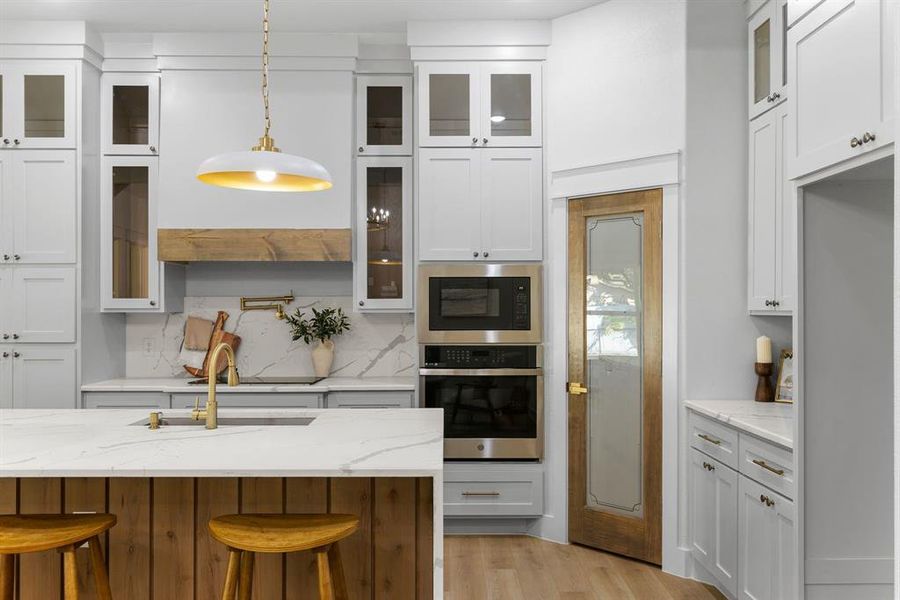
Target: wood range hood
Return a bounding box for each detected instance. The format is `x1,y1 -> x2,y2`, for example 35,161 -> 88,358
157,228 -> 351,262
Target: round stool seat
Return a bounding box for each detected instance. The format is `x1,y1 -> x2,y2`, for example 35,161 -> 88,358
0,513 -> 117,554
208,513 -> 359,553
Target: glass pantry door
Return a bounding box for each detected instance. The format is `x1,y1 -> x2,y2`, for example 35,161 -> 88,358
101,157 -> 159,310
103,73 -> 160,155
356,75 -> 411,155
355,157 -> 412,311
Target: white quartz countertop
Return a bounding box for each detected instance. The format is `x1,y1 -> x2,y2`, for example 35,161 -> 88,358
0,408 -> 443,478
684,400 -> 793,449
81,376 -> 416,394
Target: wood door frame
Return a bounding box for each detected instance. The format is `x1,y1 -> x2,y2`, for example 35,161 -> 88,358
567,188 -> 663,564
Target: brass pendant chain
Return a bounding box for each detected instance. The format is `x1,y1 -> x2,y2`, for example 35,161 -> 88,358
253,0 -> 278,151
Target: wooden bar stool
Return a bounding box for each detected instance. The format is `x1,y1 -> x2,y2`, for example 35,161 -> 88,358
208,513 -> 359,600
0,513 -> 116,600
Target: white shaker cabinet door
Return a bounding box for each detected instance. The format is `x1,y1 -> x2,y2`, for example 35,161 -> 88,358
0,152 -> 10,259
738,475 -> 796,600
417,63 -> 481,148
748,109 -> 779,312
0,347 -> 11,408
480,148 -> 542,261
788,0 -> 894,178
11,150 -> 76,263
690,448 -> 738,598
418,148 -> 482,261
12,267 -> 76,343
11,346 -> 76,408
690,448 -> 716,573
0,268 -> 9,341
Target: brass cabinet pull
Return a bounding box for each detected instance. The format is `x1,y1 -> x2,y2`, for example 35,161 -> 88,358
697,433 -> 722,445
702,461 -> 715,472
567,382 -> 588,395
461,491 -> 500,497
759,494 -> 775,507
752,458 -> 785,476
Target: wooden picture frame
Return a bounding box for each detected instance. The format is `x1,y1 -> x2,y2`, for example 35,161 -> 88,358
775,349 -> 794,403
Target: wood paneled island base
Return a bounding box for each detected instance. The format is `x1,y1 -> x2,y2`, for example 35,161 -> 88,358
0,476 -> 434,600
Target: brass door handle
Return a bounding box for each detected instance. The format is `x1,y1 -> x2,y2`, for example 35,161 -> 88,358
461,491 -> 500,497
697,433 -> 722,445
567,382 -> 588,395
752,459 -> 785,476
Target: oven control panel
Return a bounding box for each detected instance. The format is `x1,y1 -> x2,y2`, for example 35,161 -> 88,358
421,345 -> 538,369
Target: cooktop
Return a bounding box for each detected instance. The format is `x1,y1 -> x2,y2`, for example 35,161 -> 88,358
187,376 -> 325,385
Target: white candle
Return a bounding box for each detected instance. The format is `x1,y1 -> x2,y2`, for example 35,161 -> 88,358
756,335 -> 772,364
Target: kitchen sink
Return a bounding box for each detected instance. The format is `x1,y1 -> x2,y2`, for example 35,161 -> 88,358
132,416 -> 316,427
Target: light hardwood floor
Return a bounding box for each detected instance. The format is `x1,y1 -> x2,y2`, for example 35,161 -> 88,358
444,535 -> 726,600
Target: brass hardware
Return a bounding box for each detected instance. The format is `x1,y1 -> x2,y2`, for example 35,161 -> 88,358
697,433 -> 721,445
191,342 -> 240,429
461,491 -> 500,497
851,136 -> 862,148
752,458 -> 785,476
863,131 -> 876,144
567,382 -> 588,395
759,494 -> 775,507
702,461 -> 715,471
148,412 -> 161,430
240,292 -> 294,320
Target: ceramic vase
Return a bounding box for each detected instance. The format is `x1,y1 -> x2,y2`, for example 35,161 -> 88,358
311,339 -> 335,377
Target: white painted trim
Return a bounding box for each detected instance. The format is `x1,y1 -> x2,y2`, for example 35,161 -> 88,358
545,152 -> 683,576
410,47 -> 548,62
805,558 -> 894,585
407,20 -> 551,48
155,56 -> 357,72
550,151 -> 681,200
792,143 -> 895,188
152,32 -> 359,58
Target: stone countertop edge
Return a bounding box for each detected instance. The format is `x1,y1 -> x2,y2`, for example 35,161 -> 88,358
684,399 -> 793,450
80,376 -> 417,393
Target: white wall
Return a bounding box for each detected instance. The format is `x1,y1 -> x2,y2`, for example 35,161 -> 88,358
684,0 -> 791,401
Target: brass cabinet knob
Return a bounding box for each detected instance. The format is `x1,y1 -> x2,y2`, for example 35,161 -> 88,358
149,412 -> 161,430
851,136 -> 863,148
863,131 -> 876,144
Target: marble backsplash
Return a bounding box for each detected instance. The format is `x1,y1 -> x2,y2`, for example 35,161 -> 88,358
125,296 -> 417,378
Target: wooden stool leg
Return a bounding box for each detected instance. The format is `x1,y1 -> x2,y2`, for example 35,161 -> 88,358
222,549 -> 241,600
0,554 -> 14,600
327,543 -> 349,600
88,536 -> 112,600
314,546 -> 334,600
238,551 -> 254,600
61,545 -> 79,600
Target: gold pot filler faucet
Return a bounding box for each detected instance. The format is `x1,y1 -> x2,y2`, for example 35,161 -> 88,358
191,342 -> 240,429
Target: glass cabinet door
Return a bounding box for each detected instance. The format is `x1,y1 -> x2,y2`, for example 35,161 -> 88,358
355,157 -> 412,311
481,63 -> 542,147
101,157 -> 159,310
748,0 -> 785,120
2,64 -> 76,148
418,63 -> 480,147
102,73 -> 160,155
356,75 -> 411,156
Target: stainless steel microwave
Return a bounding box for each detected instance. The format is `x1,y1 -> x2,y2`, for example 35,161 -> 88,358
416,264 -> 542,344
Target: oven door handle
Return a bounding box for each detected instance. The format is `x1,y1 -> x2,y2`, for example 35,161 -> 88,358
418,368 -> 543,376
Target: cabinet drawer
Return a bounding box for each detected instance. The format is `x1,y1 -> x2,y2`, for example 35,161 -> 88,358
689,412 -> 739,470
738,433 -> 794,500
444,464 -> 543,517
326,391 -> 414,409
170,393 -> 322,409
83,392 -> 170,409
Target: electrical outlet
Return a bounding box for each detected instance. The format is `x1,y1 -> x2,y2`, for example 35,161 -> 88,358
142,337 -> 156,358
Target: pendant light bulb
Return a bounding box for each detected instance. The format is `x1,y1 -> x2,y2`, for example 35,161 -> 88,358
196,0 -> 332,193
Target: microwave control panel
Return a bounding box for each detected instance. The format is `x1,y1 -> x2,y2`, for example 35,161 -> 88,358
421,345 -> 539,369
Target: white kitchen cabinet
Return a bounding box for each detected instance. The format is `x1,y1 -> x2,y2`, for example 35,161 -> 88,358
0,62 -> 76,149
100,155 -> 182,312
690,448 -> 739,597
170,393 -> 323,409
444,462 -> 544,517
355,157 -> 413,311
7,346 -> 77,408
418,62 -> 541,148
749,0 -> 787,120
102,73 -> 160,156
738,475 -> 796,600
786,0 -> 825,26
326,391 -> 415,408
787,0 -> 896,178
0,348 -> 10,408
356,75 -> 411,156
0,150 -> 77,264
83,392 -> 170,409
748,105 -> 793,314
419,147 -> 542,261
8,267 -> 76,343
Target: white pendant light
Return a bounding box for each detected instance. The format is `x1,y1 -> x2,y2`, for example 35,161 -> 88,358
196,0 -> 332,192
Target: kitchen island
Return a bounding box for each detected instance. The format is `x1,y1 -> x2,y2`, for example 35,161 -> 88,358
0,408 -> 443,599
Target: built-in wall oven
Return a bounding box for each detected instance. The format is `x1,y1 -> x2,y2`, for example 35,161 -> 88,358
419,344 -> 543,460
416,264 -> 542,345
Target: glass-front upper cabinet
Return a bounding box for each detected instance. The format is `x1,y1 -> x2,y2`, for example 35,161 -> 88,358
418,62 -> 542,147
101,156 -> 160,311
356,75 -> 411,156
0,63 -> 76,149
102,73 -> 160,155
355,157 -> 412,311
748,0 -> 786,120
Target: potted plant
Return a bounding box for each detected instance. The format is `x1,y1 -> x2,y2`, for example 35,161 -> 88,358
284,306 -> 351,377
